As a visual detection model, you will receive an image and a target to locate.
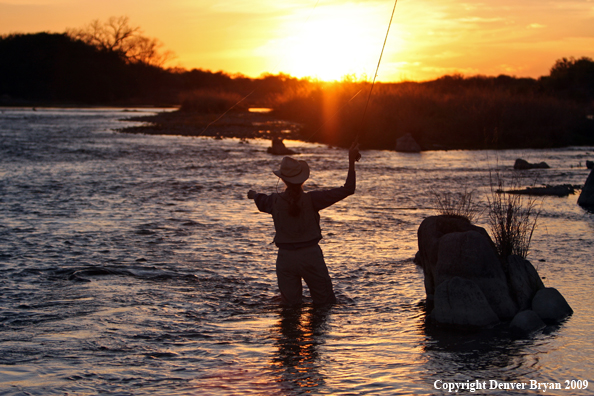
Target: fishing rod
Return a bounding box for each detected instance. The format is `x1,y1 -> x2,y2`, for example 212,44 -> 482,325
356,0 -> 399,144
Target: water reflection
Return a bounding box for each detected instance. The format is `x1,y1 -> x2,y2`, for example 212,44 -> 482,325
420,321 -> 566,389
270,305 -> 331,392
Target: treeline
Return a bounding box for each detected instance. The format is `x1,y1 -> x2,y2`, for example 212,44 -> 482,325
1,25 -> 593,149
272,68 -> 594,150
0,29 -> 307,106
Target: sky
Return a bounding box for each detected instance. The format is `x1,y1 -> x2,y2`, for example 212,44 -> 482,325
1,0 -> 593,82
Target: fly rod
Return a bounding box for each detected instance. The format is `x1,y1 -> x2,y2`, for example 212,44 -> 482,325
356,0 -> 399,143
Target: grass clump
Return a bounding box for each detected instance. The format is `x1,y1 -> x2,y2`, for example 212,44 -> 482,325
486,172 -> 541,259
430,188 -> 480,223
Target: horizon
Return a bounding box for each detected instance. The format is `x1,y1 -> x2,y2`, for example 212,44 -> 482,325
1,0 -> 593,83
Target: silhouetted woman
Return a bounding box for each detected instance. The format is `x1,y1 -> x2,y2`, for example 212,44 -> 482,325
248,142 -> 360,306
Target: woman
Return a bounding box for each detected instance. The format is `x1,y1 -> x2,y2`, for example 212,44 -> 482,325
248,142 -> 360,306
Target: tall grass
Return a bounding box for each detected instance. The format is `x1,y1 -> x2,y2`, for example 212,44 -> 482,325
430,188 -> 480,223
486,172 -> 541,259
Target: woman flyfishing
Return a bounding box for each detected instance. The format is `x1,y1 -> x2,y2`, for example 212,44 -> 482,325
247,142 -> 360,306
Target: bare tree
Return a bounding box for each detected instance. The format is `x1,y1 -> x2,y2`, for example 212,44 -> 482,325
66,16 -> 173,67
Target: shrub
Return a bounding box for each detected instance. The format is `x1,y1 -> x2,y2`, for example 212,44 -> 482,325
179,89 -> 245,113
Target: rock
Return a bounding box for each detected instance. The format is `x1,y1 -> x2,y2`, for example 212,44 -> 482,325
435,231 -> 518,320
395,133 -> 422,152
267,137 -> 296,155
586,160 -> 593,169
532,287 -> 573,323
431,277 -> 500,327
514,158 -> 550,170
510,310 -> 546,334
506,185 -> 575,197
417,216 -> 493,299
507,255 -> 545,311
578,169 -> 594,207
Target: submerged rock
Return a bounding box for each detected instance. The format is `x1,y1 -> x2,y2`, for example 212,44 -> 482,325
510,310 -> 546,335
395,133 -> 422,152
514,158 -> 550,170
267,137 -> 296,155
506,185 -> 575,197
578,169 -> 594,207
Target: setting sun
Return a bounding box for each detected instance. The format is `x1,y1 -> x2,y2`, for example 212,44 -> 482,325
266,3 -> 396,81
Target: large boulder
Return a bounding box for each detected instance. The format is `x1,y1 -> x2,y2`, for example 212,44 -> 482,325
532,288 -> 573,323
514,158 -> 550,170
417,215 -> 573,329
431,277 -> 500,327
434,231 -> 518,319
395,133 -> 422,152
578,168 -> 594,207
417,216 -> 493,299
507,255 -> 545,311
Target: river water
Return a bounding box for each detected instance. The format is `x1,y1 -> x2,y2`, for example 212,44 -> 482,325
0,108 -> 593,395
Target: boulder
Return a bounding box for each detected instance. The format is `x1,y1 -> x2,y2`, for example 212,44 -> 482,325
578,169 -> 594,207
514,158 -> 550,170
431,277 -> 500,327
434,231 -> 518,320
417,216 -> 493,299
417,215 -> 573,330
586,160 -> 593,169
510,310 -> 546,334
267,137 -> 296,155
507,255 -> 545,311
532,287 -> 573,323
395,133 -> 422,152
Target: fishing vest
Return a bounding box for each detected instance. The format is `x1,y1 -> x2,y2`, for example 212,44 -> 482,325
271,192 -> 322,245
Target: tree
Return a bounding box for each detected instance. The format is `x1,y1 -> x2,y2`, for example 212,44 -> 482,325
66,16 -> 173,67
545,56 -> 594,102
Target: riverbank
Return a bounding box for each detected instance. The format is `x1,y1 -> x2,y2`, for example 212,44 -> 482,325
121,109 -> 304,141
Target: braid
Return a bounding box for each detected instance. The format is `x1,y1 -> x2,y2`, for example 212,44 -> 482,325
284,182 -> 303,217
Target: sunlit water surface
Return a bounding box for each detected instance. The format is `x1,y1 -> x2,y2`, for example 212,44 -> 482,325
1,108 -> 593,395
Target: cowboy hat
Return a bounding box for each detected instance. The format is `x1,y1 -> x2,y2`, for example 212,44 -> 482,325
273,156 -> 309,184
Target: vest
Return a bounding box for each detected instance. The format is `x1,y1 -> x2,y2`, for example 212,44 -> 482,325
271,192 -> 322,245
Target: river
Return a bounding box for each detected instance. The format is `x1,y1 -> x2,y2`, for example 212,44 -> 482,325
0,108 -> 592,395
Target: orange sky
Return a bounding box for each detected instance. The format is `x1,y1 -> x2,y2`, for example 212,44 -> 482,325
1,0 -> 593,82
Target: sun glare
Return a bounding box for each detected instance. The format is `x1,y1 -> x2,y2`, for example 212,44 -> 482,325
273,4 -> 392,81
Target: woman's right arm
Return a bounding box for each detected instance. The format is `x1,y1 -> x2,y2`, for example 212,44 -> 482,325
248,190 -> 274,214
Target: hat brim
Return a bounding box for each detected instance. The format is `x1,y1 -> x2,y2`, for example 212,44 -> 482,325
273,161 -> 309,184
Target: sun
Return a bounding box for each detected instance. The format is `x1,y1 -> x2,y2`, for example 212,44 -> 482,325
273,4 -> 392,81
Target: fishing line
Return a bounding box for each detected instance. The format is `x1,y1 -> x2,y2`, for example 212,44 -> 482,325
305,0 -> 399,144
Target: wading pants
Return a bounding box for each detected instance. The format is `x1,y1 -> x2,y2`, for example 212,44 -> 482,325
276,244 -> 337,306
